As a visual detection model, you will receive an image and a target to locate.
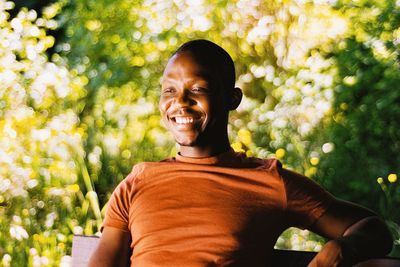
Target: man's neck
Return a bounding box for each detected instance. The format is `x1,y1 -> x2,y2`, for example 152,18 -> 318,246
179,141 -> 231,158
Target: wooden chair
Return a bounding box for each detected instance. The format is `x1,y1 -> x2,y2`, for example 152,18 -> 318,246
72,235 -> 400,267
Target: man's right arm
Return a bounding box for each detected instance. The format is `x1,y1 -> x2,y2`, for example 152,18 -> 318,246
88,227 -> 131,267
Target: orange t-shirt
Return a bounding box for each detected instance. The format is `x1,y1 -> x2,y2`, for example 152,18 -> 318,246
103,150 -> 334,266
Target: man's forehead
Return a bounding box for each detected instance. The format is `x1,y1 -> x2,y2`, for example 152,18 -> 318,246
162,69 -> 213,80
163,62 -> 215,81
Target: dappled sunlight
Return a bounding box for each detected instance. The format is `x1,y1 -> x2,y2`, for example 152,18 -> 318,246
0,0 -> 399,265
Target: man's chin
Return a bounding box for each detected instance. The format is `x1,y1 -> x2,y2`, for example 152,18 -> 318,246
176,139 -> 197,147
174,135 -> 199,147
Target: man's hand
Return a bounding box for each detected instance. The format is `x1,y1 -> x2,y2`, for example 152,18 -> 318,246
308,239 -> 351,267
308,200 -> 393,266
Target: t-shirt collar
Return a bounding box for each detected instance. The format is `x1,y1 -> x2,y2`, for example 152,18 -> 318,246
175,148 -> 238,165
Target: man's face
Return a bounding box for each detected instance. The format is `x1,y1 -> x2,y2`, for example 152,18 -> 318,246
159,52 -> 228,147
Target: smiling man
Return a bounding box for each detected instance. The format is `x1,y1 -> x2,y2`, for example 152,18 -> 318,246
88,40 -> 393,267
159,43 -> 240,158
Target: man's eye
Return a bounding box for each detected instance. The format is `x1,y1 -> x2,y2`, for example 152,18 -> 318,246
162,87 -> 175,94
191,87 -> 209,94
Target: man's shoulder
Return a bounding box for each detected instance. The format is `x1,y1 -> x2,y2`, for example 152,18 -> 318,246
129,159 -> 176,178
243,154 -> 282,171
131,161 -> 164,171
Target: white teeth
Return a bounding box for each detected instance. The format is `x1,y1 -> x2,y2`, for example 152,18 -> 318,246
174,117 -> 194,124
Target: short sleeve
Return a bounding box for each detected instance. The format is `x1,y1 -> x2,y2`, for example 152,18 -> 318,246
102,171 -> 137,232
280,167 -> 335,229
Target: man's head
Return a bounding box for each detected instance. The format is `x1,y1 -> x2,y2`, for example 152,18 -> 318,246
173,39 -> 236,93
159,40 -> 242,155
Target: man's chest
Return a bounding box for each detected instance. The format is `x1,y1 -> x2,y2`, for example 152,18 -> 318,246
128,169 -> 286,248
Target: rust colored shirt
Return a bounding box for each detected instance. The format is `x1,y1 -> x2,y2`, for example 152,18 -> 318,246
103,150 -> 334,266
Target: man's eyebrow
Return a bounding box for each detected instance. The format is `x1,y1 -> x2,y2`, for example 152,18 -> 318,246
162,78 -> 210,87
163,73 -> 213,83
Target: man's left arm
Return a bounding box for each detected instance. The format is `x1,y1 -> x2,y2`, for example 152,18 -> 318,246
308,199 -> 393,266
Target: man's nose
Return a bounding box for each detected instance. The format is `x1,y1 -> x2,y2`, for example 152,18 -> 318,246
174,90 -> 192,106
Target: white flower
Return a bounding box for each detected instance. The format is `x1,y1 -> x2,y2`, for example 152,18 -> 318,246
9,225 -> 29,240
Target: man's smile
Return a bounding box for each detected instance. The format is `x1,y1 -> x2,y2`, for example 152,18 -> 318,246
168,113 -> 204,130
172,116 -> 194,124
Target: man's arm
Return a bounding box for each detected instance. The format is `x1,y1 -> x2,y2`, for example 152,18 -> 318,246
308,199 -> 393,266
88,227 -> 132,267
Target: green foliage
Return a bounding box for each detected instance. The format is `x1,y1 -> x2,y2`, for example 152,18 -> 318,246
315,0 -> 400,220
314,0 -> 400,255
0,1 -> 99,265
58,0 -> 347,205
1,0 -> 399,265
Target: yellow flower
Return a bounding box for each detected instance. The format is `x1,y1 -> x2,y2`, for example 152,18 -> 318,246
275,148 -> 285,159
57,242 -> 65,250
33,234 -> 40,241
238,129 -> 252,146
388,173 -> 397,183
305,167 -> 317,177
85,20 -> 102,31
310,157 -> 319,166
67,184 -> 80,193
377,177 -> 384,184
80,76 -> 89,86
130,56 -> 145,67
231,142 -> 244,153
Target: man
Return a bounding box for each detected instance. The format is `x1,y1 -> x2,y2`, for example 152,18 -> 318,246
88,39 -> 393,266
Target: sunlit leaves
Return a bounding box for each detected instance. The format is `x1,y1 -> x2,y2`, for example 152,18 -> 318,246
315,0 -> 400,228
2,0 -> 400,264
59,0 -> 399,254
0,1 -> 89,265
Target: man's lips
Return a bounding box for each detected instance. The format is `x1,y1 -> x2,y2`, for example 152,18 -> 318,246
170,115 -> 197,124
168,113 -> 202,127
173,116 -> 194,124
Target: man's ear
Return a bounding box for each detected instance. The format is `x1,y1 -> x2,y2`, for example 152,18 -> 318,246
228,87 -> 243,110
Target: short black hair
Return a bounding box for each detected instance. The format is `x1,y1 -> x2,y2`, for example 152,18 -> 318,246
174,39 -> 236,91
